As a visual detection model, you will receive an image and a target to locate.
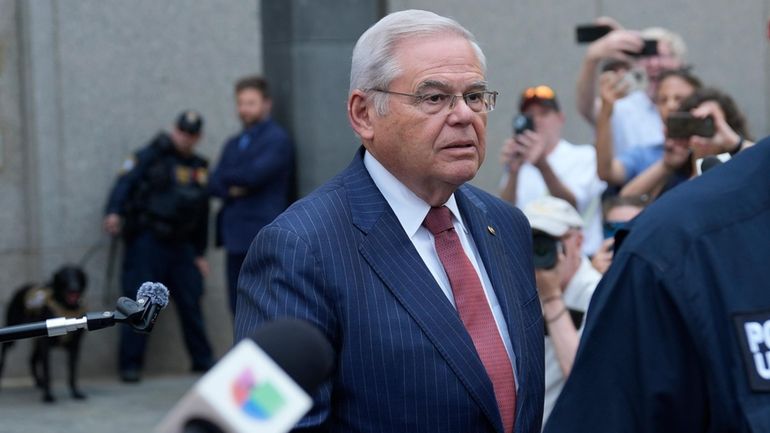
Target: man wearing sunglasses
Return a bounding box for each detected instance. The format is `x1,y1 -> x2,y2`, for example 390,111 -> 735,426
500,85 -> 605,255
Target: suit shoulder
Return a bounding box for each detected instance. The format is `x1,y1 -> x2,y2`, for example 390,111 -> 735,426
460,184 -> 527,222
266,172 -> 349,234
621,140 -> 770,270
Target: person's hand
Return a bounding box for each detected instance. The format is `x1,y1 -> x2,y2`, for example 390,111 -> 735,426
662,138 -> 691,171
500,137 -> 526,173
103,213 -> 122,236
594,16 -> 624,31
586,28 -> 643,63
535,249 -> 565,302
689,101 -> 742,158
591,237 -> 615,274
599,70 -> 630,107
194,257 -> 210,278
516,130 -> 548,166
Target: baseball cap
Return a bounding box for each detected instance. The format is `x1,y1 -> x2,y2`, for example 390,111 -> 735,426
519,85 -> 560,113
176,110 -> 204,135
523,196 -> 584,237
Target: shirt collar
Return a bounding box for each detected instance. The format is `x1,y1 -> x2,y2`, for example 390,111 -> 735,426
363,150 -> 468,238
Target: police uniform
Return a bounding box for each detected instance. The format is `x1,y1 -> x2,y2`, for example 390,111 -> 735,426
544,137 -> 770,432
104,111 -> 214,380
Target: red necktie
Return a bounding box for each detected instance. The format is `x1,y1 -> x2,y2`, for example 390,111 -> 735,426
423,206 -> 516,433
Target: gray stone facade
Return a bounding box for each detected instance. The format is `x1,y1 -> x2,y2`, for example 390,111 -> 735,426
0,0 -> 767,378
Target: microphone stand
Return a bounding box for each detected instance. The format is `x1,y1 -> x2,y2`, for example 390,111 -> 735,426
0,296 -> 146,343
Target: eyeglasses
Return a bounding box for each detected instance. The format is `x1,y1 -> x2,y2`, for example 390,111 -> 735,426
522,85 -> 555,100
368,89 -> 498,115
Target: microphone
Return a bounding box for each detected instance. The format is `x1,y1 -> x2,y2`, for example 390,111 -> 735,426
156,318 -> 336,433
0,282 -> 169,343
128,282 -> 170,333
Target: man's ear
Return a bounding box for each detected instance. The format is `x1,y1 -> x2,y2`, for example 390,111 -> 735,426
348,90 -> 375,141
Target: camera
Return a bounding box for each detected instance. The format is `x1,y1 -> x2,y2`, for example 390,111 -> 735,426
513,114 -> 535,135
627,39 -> 659,57
575,24 -> 658,57
666,113 -> 716,139
532,231 -> 562,270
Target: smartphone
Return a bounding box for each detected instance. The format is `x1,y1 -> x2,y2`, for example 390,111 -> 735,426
576,24 -> 612,43
625,39 -> 659,57
513,114 -> 535,135
666,113 -> 716,139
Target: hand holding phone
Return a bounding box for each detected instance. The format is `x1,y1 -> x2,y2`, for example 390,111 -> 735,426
666,113 -> 716,139
576,24 -> 612,43
512,114 -> 535,135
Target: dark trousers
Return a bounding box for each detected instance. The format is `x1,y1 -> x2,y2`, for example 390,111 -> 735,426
119,232 -> 214,372
226,252 -> 248,315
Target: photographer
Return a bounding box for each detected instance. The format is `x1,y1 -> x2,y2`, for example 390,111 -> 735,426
523,196 -> 602,423
499,86 -> 605,254
576,18 -> 686,154
620,87 -> 755,200
595,68 -> 701,187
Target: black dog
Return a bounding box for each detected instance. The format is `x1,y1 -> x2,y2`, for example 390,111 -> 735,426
0,265 -> 88,402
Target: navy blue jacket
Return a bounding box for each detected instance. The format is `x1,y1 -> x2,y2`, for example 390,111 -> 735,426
545,138 -> 770,432
209,118 -> 294,253
235,149 -> 544,433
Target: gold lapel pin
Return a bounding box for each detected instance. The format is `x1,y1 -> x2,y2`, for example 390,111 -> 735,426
487,226 -> 496,235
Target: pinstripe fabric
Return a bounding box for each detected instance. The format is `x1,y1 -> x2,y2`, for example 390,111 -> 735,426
235,147 -> 544,433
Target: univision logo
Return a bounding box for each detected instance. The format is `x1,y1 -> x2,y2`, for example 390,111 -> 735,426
232,368 -> 286,419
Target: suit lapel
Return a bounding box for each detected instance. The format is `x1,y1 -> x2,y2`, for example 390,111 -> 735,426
345,150 -> 504,433
455,186 -> 530,425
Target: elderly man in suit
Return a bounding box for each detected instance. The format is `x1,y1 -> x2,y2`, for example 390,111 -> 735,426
235,9 -> 543,433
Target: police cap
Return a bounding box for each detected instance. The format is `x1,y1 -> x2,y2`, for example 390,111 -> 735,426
176,110 -> 204,135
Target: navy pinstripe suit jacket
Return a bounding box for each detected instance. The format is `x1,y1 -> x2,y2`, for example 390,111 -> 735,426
234,148 -> 544,433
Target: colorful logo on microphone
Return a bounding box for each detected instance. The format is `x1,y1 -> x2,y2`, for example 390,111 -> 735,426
231,368 -> 286,420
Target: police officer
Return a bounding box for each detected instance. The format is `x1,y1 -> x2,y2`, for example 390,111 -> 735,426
104,110 -> 214,382
544,136 -> 770,432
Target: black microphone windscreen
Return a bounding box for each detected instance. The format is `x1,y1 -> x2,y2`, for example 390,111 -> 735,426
250,319 -> 335,394
701,156 -> 723,173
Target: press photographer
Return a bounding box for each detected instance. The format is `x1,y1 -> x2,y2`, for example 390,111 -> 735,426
522,196 -> 602,423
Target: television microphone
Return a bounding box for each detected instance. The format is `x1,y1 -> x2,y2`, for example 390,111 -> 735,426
156,318 -> 336,433
0,282 -> 169,343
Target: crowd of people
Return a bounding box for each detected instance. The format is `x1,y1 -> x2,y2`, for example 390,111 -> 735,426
498,16 -> 763,431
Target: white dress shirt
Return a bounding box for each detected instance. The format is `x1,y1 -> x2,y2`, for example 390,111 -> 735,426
364,151 -> 517,382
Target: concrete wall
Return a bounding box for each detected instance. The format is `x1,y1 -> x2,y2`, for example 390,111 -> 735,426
261,0 -> 384,196
0,0 -> 263,379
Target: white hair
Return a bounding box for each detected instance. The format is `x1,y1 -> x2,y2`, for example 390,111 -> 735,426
641,27 -> 687,61
349,9 -> 486,116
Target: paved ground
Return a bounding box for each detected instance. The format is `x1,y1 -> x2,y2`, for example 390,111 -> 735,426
0,374 -> 199,433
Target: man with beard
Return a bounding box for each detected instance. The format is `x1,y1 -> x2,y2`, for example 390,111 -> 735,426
210,76 -> 295,315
